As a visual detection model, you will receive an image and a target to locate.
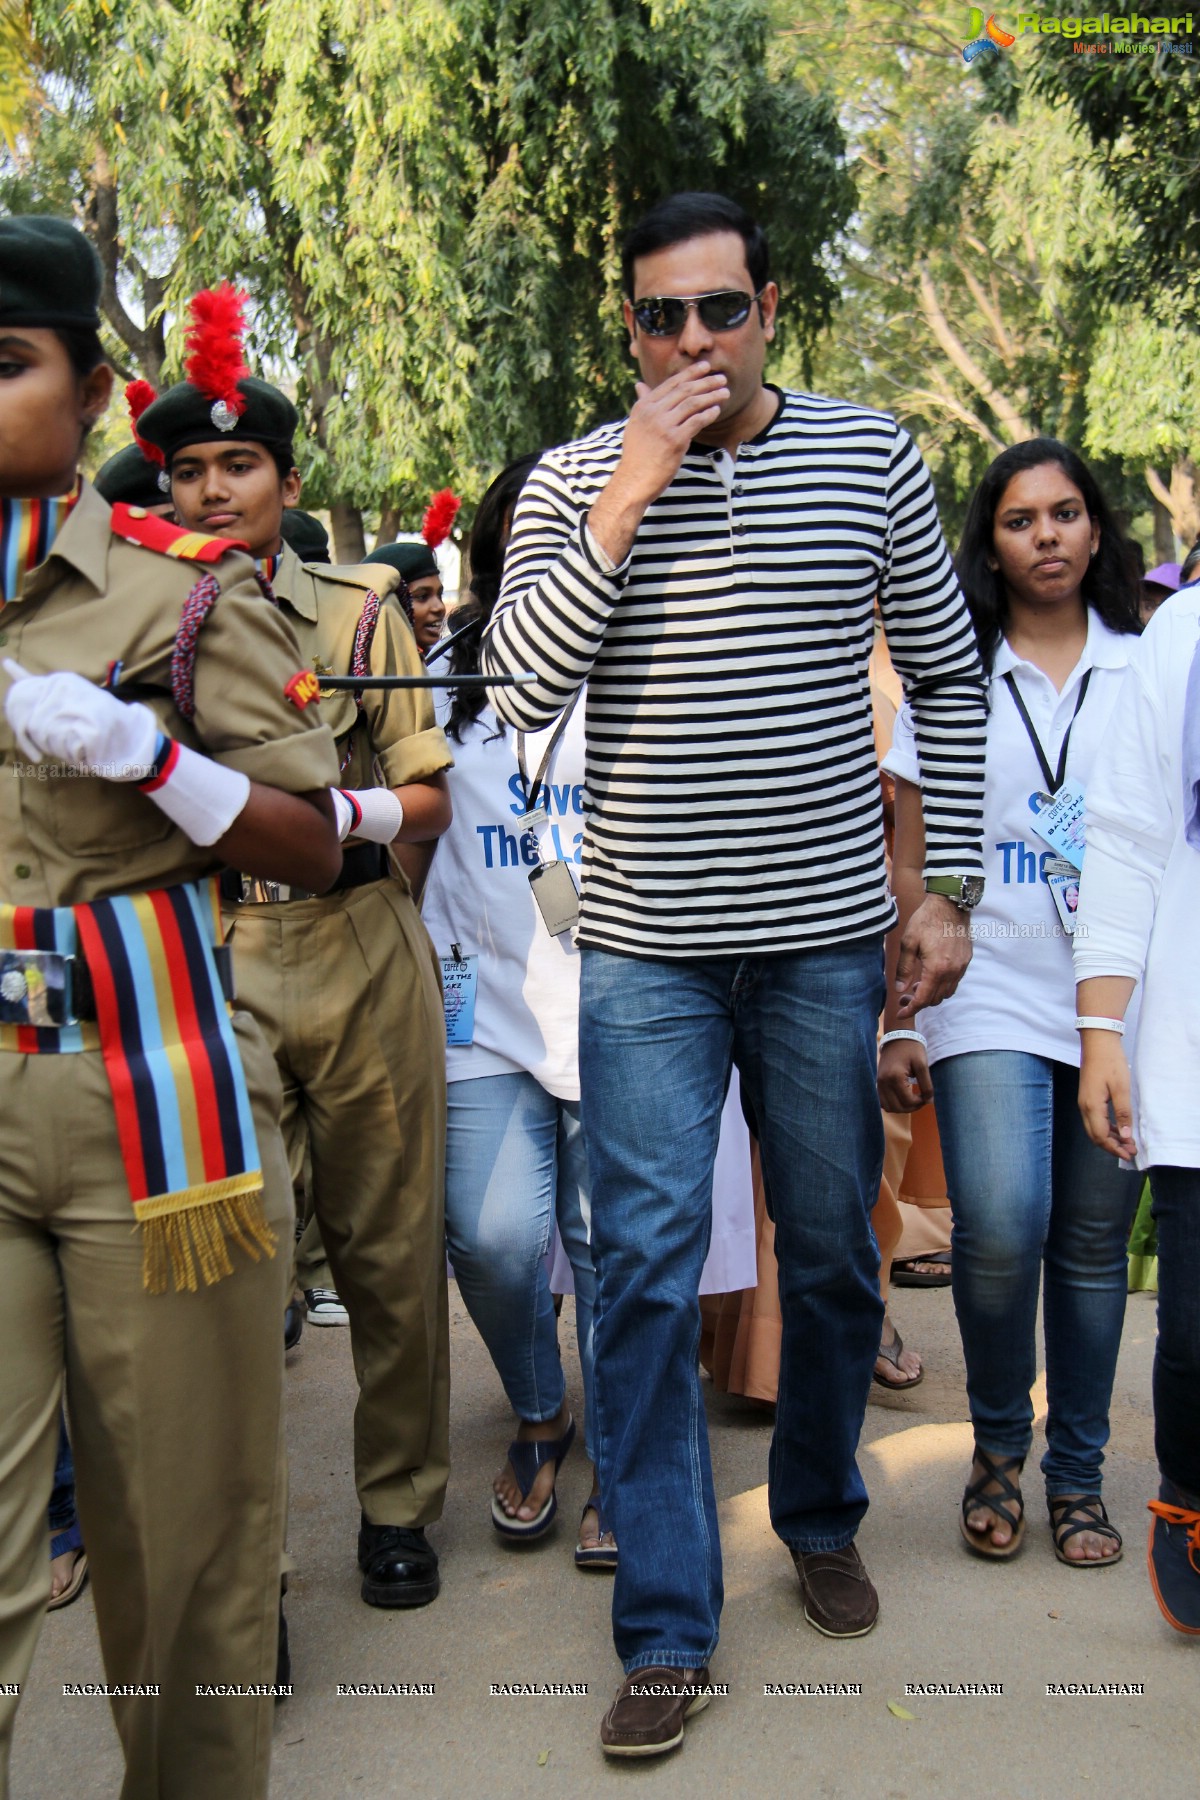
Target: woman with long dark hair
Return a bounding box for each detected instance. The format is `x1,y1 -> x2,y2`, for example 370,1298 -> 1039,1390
879,437 -> 1143,1567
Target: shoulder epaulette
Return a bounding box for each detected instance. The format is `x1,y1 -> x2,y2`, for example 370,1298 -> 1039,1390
309,561 -> 398,596
110,502 -> 249,565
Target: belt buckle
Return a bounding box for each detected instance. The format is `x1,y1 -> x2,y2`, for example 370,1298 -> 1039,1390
238,876 -> 315,905
0,949 -> 76,1027
241,876 -> 287,904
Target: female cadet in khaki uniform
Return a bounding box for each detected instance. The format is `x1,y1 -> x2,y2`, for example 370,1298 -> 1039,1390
137,287 -> 455,1611
0,219 -> 341,1798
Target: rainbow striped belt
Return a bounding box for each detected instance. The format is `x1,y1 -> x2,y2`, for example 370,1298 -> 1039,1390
0,880 -> 275,1291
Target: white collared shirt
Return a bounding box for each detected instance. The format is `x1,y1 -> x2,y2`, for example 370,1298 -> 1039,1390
885,609 -> 1136,1067
1074,586 -> 1200,1167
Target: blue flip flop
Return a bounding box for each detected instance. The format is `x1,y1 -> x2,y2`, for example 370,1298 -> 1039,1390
490,1415 -> 576,1540
575,1492 -> 619,1571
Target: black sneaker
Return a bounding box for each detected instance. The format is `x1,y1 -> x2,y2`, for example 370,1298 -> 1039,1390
357,1518 -> 440,1609
304,1286 -> 349,1326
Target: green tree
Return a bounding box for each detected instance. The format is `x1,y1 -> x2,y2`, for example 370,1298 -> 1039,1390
9,0 -> 850,557
1031,35 -> 1200,324
0,1 -> 35,151
780,1 -> 1188,544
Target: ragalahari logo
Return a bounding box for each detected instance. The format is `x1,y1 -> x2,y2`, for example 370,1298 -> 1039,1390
964,7 -> 1018,55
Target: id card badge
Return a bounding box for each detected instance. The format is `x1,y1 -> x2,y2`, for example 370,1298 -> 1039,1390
1030,777 -> 1087,868
529,859 -> 579,937
440,952 -> 479,1045
1043,856 -> 1082,934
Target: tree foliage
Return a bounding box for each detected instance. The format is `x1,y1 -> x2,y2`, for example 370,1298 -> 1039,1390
6,0 -> 851,554
1030,35 -> 1200,324
782,0 -> 1199,546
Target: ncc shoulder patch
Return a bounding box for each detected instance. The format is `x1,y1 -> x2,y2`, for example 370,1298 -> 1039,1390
110,502 -> 249,564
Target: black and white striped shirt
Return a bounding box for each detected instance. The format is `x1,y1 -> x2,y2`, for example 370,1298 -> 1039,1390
483,388 -> 986,959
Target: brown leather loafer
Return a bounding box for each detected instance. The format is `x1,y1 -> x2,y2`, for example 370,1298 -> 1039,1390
791,1542 -> 879,1637
599,1664 -> 712,1758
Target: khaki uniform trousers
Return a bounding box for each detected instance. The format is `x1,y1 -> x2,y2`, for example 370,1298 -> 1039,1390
0,1014 -> 292,1800
293,1159 -> 334,1294
225,878 -> 450,1527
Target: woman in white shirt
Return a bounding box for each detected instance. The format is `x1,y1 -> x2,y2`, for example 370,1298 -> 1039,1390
1074,579 -> 1200,1633
879,439 -> 1142,1567
421,456 -> 616,1563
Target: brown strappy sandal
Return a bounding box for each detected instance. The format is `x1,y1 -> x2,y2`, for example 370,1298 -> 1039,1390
1048,1494 -> 1123,1568
960,1448 -> 1026,1559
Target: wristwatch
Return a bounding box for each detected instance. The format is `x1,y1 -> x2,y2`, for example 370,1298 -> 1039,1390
924,874 -> 985,911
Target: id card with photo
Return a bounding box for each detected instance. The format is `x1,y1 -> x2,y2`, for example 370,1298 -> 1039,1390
1043,856 -> 1082,934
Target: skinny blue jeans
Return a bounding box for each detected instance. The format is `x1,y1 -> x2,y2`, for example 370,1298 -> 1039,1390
933,1051 -> 1137,1495
579,938 -> 886,1674
444,1072 -> 596,1460
48,1412 -> 81,1560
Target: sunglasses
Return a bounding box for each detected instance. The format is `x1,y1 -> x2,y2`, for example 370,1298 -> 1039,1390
630,289 -> 763,338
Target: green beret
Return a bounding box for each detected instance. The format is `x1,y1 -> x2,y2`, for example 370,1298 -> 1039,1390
93,443 -> 169,509
281,508 -> 331,564
0,215 -> 102,330
364,540 -> 439,583
136,376 -> 298,464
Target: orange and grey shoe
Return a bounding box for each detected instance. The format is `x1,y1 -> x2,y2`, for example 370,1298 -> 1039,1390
1147,1479 -> 1200,1635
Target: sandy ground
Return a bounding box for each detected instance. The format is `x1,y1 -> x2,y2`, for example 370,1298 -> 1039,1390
12,1278 -> 1193,1800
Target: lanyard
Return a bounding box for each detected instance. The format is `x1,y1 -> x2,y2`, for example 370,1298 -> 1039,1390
515,689 -> 580,814
1003,667 -> 1092,796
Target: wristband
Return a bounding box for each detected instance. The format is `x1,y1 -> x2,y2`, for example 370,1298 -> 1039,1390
1075,1016 -> 1125,1035
880,1029 -> 928,1049
138,734 -> 251,846
333,786 -> 403,845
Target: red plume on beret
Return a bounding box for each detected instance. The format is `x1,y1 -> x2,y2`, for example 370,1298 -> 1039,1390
184,283 -> 249,419
125,378 -> 165,467
422,488 -> 461,550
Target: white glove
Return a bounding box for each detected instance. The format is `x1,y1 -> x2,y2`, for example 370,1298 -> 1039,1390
3,659 -> 157,779
330,786 -> 403,845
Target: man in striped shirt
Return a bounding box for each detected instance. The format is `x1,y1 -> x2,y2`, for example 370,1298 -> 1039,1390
483,192 -> 987,1758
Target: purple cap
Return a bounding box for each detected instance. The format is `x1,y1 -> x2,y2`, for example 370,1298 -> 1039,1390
1144,563 -> 1182,591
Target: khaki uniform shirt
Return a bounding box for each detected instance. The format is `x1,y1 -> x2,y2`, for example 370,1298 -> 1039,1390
0,482 -> 338,908
269,542 -> 452,793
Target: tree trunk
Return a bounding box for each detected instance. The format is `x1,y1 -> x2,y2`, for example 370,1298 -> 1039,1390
86,145 -> 168,384
1144,461 -> 1200,555
331,501 -> 367,564
916,267 -> 1032,445
375,500 -> 403,548
1150,492 -> 1175,565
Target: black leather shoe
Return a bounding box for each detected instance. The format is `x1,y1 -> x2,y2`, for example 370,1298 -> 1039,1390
284,1299 -> 304,1354
357,1518 -> 440,1608
275,1601 -> 291,1702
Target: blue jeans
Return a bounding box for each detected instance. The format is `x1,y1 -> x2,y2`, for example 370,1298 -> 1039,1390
579,939 -> 886,1674
444,1073 -> 596,1461
1148,1167 -> 1200,1498
933,1051 -> 1137,1494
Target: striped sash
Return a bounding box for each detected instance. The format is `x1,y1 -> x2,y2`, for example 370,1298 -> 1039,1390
1,881 -> 274,1292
